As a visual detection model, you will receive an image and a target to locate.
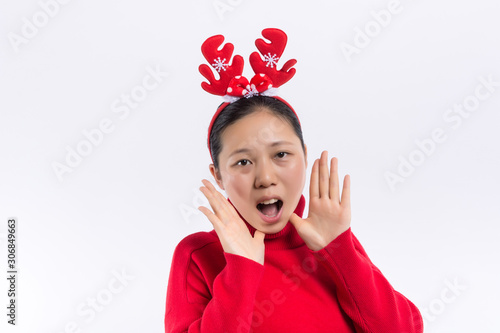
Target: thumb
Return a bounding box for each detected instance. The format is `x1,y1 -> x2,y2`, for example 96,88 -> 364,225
289,213 -> 304,230
253,229 -> 265,243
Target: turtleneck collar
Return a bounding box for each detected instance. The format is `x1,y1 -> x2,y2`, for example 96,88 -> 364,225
226,194 -> 306,250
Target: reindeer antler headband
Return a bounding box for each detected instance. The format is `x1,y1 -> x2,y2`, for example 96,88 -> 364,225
199,28 -> 300,162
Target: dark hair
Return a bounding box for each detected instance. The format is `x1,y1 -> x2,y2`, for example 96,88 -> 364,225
209,95 -> 305,171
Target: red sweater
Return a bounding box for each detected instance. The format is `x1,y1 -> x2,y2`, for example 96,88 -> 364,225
164,194 -> 423,332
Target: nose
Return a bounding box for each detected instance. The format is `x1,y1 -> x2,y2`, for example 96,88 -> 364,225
254,158 -> 277,188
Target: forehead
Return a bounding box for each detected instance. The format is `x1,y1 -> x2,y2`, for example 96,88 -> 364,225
220,109 -> 298,154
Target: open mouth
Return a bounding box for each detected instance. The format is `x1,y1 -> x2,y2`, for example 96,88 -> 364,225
256,199 -> 283,217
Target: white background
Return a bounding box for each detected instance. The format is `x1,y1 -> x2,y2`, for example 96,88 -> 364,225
1,0 -> 499,332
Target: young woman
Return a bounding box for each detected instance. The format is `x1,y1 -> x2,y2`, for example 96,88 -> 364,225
164,29 -> 423,333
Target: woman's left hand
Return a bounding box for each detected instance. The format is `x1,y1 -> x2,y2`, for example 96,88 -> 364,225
289,151 -> 351,251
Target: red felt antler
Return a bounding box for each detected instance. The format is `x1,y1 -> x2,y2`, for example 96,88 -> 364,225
249,28 -> 297,88
199,35 -> 244,96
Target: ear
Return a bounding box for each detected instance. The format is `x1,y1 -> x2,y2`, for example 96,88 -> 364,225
209,164 -> 225,190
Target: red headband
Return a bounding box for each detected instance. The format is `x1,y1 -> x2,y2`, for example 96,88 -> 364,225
199,28 -> 300,163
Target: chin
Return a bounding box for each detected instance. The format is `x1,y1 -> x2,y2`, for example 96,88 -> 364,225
258,215 -> 288,233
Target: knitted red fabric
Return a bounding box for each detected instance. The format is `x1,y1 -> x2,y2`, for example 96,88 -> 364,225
164,194 -> 424,332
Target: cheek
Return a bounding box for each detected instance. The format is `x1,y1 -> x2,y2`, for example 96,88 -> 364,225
287,157 -> 306,176
223,172 -> 253,200
223,173 -> 256,218
283,160 -> 306,191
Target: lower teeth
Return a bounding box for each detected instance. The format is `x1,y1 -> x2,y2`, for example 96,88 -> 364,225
258,201 -> 281,218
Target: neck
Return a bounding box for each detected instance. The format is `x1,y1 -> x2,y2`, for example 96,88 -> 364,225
227,194 -> 306,250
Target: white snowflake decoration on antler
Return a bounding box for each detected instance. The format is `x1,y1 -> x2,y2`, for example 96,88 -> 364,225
212,57 -> 229,72
263,53 -> 279,68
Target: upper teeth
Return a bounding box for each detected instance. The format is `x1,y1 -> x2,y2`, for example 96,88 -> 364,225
260,198 -> 279,205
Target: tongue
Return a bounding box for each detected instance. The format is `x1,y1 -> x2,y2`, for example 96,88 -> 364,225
261,202 -> 279,217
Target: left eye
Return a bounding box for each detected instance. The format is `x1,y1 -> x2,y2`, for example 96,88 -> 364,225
276,152 -> 288,158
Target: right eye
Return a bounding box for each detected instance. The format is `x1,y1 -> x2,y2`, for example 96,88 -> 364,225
236,159 -> 250,166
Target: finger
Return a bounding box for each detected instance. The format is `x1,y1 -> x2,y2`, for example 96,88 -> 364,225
318,151 -> 329,198
310,159 -> 319,199
201,179 -> 242,226
329,157 -> 339,202
199,183 -> 232,225
289,212 -> 305,231
199,185 -> 221,214
253,229 -> 265,243
202,178 -> 225,196
212,188 -> 241,222
202,180 -> 231,209
198,205 -> 223,232
340,174 -> 351,210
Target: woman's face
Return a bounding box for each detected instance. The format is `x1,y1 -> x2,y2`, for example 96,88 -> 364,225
209,108 -> 308,234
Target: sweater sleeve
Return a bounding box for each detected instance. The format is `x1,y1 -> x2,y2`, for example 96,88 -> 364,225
164,240 -> 265,333
309,227 -> 424,333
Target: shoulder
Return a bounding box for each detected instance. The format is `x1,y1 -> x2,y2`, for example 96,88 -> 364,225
170,230 -> 226,278
172,230 -> 221,261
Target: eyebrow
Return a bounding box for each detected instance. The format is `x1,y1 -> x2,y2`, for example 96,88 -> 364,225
228,140 -> 294,158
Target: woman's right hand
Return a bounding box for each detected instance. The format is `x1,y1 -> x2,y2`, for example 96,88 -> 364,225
198,179 -> 266,265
